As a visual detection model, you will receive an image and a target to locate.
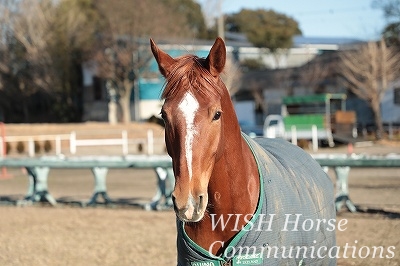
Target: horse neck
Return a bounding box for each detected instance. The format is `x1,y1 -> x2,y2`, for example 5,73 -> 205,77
211,93 -> 259,212
184,88 -> 260,255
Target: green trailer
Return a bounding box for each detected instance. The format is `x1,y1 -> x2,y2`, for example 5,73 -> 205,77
263,94 -> 357,146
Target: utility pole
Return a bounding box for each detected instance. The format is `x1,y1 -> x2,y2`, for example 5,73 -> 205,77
217,0 -> 224,39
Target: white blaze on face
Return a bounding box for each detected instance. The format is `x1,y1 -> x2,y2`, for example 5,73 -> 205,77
178,92 -> 199,180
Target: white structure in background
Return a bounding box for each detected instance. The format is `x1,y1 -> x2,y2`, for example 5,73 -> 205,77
382,81 -> 400,123
234,101 -> 256,126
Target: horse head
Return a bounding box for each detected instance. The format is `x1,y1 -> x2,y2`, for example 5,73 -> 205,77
150,38 -> 228,222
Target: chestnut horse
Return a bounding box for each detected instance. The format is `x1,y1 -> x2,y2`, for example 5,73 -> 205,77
151,38 -> 336,266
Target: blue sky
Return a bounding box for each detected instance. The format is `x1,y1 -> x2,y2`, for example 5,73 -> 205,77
198,0 -> 387,41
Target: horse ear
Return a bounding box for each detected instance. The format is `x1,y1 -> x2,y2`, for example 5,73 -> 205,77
150,38 -> 176,77
205,37 -> 226,77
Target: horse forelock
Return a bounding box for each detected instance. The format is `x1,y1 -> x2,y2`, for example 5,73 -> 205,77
161,55 -> 224,101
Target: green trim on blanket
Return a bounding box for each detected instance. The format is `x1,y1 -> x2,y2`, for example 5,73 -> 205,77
180,133 -> 265,263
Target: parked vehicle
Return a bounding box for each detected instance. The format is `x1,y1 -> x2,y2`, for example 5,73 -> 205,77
263,94 -> 357,146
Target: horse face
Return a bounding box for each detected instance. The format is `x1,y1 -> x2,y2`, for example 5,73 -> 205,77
151,37 -> 227,222
162,92 -> 222,222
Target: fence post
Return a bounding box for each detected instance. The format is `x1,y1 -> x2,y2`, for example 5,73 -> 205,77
122,130 -> 128,155
70,131 -> 76,154
312,125 -> 318,152
28,137 -> 35,157
291,125 -> 297,146
56,135 -> 61,155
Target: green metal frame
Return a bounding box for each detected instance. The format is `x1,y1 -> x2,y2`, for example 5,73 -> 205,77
282,93 -> 347,105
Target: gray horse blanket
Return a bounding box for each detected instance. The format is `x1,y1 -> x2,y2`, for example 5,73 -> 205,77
177,134 -> 336,266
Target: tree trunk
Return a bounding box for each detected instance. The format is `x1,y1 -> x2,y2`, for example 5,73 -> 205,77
371,99 -> 384,140
120,79 -> 133,124
108,101 -> 118,125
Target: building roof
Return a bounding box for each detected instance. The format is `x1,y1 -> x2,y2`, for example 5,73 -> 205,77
225,32 -> 364,50
282,93 -> 347,105
293,36 -> 363,46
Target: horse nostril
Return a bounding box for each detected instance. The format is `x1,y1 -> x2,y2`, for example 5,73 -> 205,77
198,195 -> 204,208
171,195 -> 178,212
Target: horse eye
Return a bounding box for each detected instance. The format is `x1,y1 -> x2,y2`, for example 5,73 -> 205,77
213,111 -> 221,121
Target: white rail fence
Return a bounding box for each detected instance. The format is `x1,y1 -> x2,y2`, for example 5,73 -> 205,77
0,129 -> 163,157
265,124 -> 325,151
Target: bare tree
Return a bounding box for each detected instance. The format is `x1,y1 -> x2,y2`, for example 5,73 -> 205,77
221,55 -> 242,95
94,0 -> 195,124
339,38 -> 400,139
298,54 -> 336,93
0,0 -> 58,120
1,0 -> 101,122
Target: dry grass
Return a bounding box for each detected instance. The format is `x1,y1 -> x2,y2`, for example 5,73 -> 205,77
0,123 -> 399,265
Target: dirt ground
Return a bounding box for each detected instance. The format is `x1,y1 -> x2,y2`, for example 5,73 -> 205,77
0,123 -> 399,265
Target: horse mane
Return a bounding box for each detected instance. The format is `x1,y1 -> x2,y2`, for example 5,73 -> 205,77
161,55 -> 224,100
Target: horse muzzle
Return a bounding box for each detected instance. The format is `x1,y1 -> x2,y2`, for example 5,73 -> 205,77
172,193 -> 207,222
